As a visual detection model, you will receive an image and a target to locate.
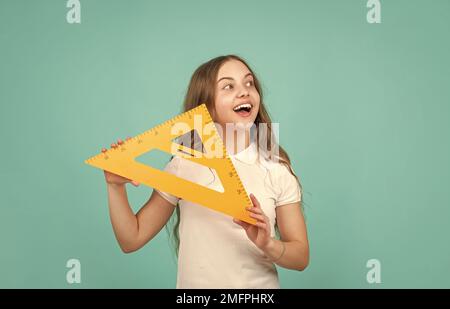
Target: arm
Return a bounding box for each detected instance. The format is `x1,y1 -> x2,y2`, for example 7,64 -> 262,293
107,184 -> 175,253
263,202 -> 309,271
102,138 -> 176,253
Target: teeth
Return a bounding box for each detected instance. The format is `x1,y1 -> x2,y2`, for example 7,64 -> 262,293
233,103 -> 252,111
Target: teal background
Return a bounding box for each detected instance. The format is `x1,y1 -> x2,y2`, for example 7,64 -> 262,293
1,0 -> 449,288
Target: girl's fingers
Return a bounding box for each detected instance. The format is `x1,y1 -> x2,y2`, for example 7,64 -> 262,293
131,180 -> 140,187
104,137 -> 130,152
246,206 -> 262,214
255,222 -> 267,229
249,213 -> 267,222
250,193 -> 261,208
256,222 -> 270,234
233,218 -> 251,230
247,194 -> 266,215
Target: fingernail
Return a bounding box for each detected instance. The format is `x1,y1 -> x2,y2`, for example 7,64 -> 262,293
117,139 -> 123,145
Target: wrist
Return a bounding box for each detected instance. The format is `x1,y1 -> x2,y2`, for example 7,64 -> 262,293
262,238 -> 286,263
261,237 -> 276,252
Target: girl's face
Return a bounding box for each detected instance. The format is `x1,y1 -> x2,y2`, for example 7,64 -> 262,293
214,60 -> 260,128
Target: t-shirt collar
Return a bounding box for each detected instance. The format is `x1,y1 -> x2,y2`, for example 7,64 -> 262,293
229,141 -> 258,165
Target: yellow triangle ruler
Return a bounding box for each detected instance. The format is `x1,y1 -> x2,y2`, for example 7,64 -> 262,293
85,104 -> 256,224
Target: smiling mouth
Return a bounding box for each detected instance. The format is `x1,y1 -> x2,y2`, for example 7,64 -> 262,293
233,103 -> 253,116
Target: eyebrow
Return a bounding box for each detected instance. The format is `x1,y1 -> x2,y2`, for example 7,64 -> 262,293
217,73 -> 253,83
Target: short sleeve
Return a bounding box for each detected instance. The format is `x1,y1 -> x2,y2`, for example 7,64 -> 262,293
155,157 -> 181,206
275,164 -> 301,207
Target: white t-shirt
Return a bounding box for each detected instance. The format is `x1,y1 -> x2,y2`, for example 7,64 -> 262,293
156,141 -> 301,289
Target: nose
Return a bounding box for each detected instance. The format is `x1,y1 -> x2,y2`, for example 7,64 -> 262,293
237,84 -> 249,98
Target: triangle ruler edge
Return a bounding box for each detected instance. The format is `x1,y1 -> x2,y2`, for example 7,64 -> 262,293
84,104 -> 256,225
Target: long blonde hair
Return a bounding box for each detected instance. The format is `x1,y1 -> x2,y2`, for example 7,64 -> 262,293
167,55 -> 303,254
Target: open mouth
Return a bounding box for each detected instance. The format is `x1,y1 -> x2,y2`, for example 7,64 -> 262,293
233,103 -> 253,117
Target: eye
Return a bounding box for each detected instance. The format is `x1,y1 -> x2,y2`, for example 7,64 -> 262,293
223,84 -> 233,90
245,80 -> 254,87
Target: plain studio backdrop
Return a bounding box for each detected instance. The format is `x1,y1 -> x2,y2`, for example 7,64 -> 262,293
0,0 -> 449,288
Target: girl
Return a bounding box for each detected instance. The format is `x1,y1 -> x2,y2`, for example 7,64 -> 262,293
102,55 -> 309,288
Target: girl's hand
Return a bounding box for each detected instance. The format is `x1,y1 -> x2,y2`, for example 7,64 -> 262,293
102,137 -> 140,187
233,193 -> 272,250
